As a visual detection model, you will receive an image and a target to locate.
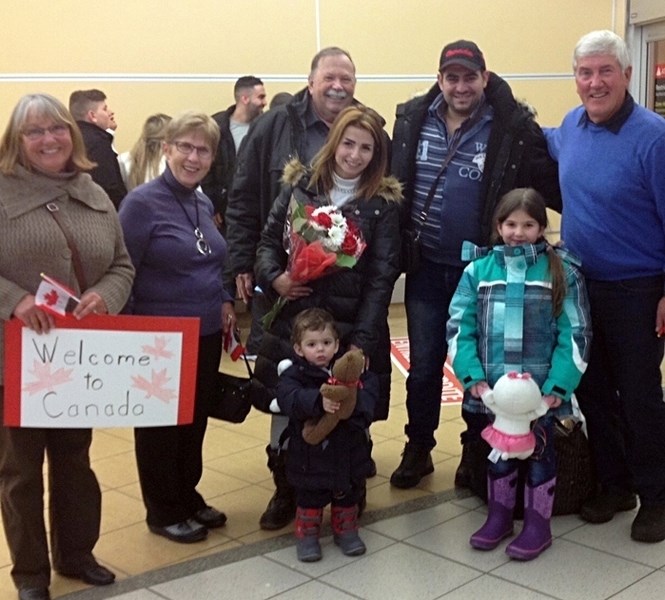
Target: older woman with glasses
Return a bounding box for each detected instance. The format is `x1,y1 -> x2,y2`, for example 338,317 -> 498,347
0,93 -> 134,600
118,111 -> 236,544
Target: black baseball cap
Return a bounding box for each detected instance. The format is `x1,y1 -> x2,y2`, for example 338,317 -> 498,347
439,40 -> 486,72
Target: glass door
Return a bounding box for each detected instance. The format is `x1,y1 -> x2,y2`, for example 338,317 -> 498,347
631,21 -> 665,115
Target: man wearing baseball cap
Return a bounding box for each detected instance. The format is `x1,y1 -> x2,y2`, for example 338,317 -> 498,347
390,40 -> 561,491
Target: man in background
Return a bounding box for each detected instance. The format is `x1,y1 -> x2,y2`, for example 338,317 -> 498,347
202,76 -> 267,228
69,89 -> 127,208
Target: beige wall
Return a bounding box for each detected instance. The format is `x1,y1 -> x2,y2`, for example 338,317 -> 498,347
1,0 -> 623,155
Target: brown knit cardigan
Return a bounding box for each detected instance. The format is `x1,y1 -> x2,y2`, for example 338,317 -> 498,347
0,166 -> 135,384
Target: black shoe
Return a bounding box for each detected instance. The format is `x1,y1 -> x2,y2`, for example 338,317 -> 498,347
259,490 -> 296,530
390,443 -> 434,489
193,505 -> 227,528
148,519 -> 207,543
18,589 -> 50,600
58,562 -> 115,586
580,490 -> 637,524
631,504 -> 665,543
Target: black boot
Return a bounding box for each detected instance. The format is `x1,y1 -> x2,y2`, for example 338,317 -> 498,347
455,439 -> 491,500
259,445 -> 296,530
390,442 -> 434,489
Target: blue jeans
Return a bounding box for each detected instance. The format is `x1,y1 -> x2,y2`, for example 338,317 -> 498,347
576,276 -> 665,505
489,417 -> 557,487
404,259 -> 465,449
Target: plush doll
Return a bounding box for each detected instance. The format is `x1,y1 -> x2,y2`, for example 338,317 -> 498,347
301,349 -> 365,445
480,372 -> 549,461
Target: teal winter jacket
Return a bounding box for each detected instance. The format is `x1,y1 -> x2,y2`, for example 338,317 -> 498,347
446,241 -> 591,414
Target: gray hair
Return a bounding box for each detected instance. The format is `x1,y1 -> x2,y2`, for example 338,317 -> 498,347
573,30 -> 631,72
309,46 -> 355,78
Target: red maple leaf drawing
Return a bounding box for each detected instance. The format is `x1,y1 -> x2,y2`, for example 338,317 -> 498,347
22,361 -> 74,395
141,336 -> 173,360
44,289 -> 60,306
131,368 -> 177,403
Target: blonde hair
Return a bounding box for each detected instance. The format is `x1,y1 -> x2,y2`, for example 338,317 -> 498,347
0,93 -> 95,175
127,113 -> 171,190
164,111 -> 220,151
309,105 -> 387,200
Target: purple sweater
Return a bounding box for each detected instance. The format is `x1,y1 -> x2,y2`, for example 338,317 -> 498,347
118,166 -> 233,335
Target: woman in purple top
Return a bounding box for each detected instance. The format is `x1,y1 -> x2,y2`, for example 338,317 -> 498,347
119,111 -> 236,544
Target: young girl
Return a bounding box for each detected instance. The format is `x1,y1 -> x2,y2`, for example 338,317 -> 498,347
276,308 -> 377,563
447,188 -> 592,560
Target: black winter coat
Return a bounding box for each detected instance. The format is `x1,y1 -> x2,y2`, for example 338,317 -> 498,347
201,104 -> 238,217
226,88 -> 388,278
226,88 -> 318,277
77,120 -> 127,209
252,161 -> 402,420
391,72 -> 561,244
277,356 -> 376,492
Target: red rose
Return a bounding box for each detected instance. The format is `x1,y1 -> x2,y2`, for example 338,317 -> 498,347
312,211 -> 333,228
341,230 -> 359,255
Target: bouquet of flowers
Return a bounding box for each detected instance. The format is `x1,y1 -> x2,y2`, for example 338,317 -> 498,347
262,198 -> 366,329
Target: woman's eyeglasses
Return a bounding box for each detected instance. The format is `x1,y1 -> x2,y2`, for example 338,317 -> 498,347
173,141 -> 212,159
22,124 -> 69,140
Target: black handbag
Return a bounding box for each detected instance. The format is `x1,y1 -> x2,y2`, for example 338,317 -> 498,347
209,353 -> 254,423
465,418 -> 596,516
551,418 -> 596,515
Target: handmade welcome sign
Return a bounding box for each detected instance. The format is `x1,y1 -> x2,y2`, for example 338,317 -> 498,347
3,314 -> 200,428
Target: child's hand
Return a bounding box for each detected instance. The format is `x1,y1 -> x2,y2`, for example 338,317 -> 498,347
470,381 -> 490,398
543,394 -> 561,408
322,395 -> 340,414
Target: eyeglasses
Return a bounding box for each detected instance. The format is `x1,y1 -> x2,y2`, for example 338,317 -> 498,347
173,141 -> 212,159
22,124 -> 70,140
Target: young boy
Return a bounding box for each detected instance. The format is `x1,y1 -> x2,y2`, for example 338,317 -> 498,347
276,308 -> 377,562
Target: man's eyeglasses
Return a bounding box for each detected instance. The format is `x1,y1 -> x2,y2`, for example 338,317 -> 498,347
173,141 -> 212,159
22,124 -> 69,140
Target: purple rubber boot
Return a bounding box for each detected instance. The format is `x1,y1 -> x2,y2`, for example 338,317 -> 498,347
506,477 -> 555,560
470,470 -> 518,550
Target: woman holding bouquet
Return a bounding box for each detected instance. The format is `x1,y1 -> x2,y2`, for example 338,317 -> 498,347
253,105 -> 402,528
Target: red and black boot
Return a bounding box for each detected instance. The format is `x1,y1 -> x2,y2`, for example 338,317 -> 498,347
331,505 -> 366,556
294,507 -> 323,562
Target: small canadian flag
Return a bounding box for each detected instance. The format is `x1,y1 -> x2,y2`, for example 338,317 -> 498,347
35,273 -> 80,316
223,328 -> 246,361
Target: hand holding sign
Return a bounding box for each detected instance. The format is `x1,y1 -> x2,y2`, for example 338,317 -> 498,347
13,294 -> 55,335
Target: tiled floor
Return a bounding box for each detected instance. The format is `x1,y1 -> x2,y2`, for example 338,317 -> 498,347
3,304 -> 665,600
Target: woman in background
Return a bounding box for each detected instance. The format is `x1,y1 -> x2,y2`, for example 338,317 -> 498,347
118,113 -> 171,190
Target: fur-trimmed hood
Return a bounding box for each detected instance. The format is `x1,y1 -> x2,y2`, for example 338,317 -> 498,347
281,158 -> 402,203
